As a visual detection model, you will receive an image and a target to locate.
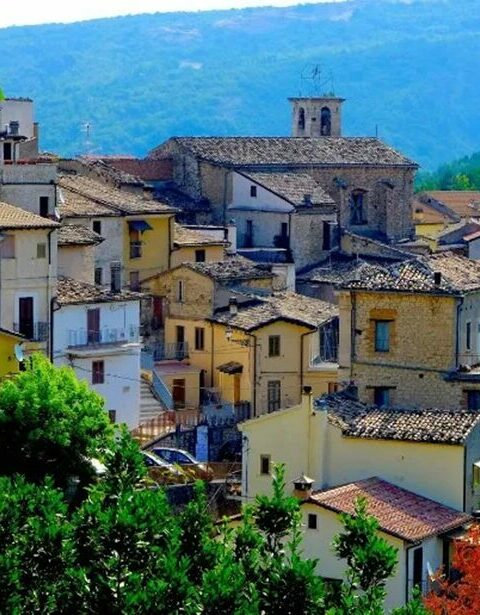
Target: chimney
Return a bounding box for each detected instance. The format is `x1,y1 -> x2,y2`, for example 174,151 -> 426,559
292,473 -> 315,500
229,297 -> 238,315
110,261 -> 122,294
226,220 -> 237,255
303,193 -> 312,207
434,271 -> 442,286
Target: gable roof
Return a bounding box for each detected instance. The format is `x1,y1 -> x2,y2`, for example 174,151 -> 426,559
413,196 -> 459,225
183,255 -> 275,282
422,191 -> 480,219
297,254 -> 404,286
0,201 -> 59,230
343,252 -> 480,295
57,276 -> 141,306
211,291 -> 338,331
57,175 -> 176,218
153,137 -> 417,168
319,391 -> 480,445
239,171 -> 335,208
58,224 -> 104,246
306,477 -> 470,543
173,223 -> 228,248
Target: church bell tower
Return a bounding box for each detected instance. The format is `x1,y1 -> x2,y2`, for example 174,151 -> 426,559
289,96 -> 345,137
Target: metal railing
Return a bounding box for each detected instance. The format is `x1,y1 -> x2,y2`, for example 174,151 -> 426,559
152,371 -> 174,410
146,342 -> 189,361
67,326 -> 139,347
13,321 -> 49,342
130,241 -> 143,259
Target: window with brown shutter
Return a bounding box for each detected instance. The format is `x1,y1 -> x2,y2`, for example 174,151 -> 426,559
92,360 -> 104,384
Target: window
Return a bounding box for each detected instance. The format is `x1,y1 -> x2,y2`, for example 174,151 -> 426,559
466,321 -> 472,351
18,297 -> 34,339
3,142 -> 12,161
373,387 -> 391,408
87,308 -> 100,344
320,106 -> 332,136
0,235 -> 15,258
328,382 -> 339,394
92,360 -> 104,384
268,335 -> 281,357
267,380 -> 281,413
319,319 -> 339,362
374,320 -> 391,352
298,107 -> 305,131
350,191 -> 366,225
307,513 -> 318,530
39,196 -> 49,218
36,243 -> 46,259
94,267 -> 103,285
177,280 -> 185,303
195,249 -> 206,263
108,410 -> 117,423
92,220 -> 102,235
250,185 -> 257,198
467,390 -> 480,411
195,327 -> 205,351
130,271 -> 140,291
260,454 -> 271,475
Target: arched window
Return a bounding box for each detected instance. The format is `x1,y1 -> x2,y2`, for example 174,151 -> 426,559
298,107 -> 305,131
350,190 -> 367,225
320,106 -> 331,136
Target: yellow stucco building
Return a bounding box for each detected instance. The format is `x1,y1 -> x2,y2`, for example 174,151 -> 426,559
240,389 -> 479,610
339,252 -> 480,410
0,327 -> 25,377
170,223 -> 228,267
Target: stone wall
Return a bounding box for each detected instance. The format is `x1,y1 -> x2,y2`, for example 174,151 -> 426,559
291,211 -> 336,270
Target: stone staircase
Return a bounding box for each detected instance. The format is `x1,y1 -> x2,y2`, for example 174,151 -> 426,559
140,377 -> 166,423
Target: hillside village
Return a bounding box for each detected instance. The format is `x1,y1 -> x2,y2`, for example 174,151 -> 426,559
2,92 -> 480,609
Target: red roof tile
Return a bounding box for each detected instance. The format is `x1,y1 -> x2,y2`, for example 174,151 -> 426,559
306,477 -> 470,542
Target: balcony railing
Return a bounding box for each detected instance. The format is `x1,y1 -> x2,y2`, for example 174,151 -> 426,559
13,321 -> 49,342
130,241 -> 143,259
67,326 -> 139,348
146,342 -> 189,361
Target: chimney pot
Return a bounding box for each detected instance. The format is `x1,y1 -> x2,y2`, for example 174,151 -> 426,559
229,297 -> 238,315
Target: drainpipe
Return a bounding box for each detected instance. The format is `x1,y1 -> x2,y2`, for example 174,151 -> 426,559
249,332 -> 258,417
47,228 -> 56,360
455,297 -> 464,368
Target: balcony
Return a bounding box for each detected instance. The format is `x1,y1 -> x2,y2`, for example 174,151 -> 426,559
145,342 -> 189,361
67,326 -> 139,348
13,321 -> 49,342
130,241 -> 143,259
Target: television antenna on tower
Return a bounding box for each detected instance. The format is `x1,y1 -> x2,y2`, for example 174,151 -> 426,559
299,65 -> 335,97
81,121 -> 94,156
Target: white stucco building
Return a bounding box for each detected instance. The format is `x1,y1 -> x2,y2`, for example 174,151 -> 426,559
53,277 -> 142,428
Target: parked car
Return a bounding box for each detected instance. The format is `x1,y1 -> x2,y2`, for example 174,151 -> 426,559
141,450 -> 188,484
149,447 -> 213,481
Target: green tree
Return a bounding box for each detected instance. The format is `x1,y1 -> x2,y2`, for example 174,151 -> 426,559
0,353 -> 113,489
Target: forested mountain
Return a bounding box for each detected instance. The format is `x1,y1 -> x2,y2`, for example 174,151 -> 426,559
0,0 -> 478,169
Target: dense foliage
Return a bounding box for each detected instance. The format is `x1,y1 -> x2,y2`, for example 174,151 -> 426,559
424,524 -> 480,614
416,151 -> 480,191
0,0 -> 478,168
0,354 -> 113,488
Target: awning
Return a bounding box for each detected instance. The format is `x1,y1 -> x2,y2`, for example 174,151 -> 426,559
128,220 -> 152,233
217,361 -> 243,375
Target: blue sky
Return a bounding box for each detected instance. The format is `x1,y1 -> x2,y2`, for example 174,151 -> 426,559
3,0 -> 346,28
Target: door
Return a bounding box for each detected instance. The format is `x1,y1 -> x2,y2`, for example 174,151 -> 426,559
152,296 -> 163,327
18,297 -> 34,339
176,325 -> 185,359
267,380 -> 281,413
172,378 -> 186,409
233,373 -> 241,404
412,547 -> 423,590
87,308 -> 100,344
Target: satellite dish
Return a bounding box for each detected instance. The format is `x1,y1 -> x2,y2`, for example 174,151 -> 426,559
14,343 -> 24,363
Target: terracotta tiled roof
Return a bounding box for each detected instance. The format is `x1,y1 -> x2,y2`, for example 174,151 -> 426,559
184,255 -> 275,282
57,276 -> 142,305
151,137 -> 417,167
0,202 -> 59,230
240,171 -> 335,207
173,223 -> 228,247
413,196 -> 458,225
58,224 -> 104,246
306,478 -> 470,542
343,252 -> 480,294
212,291 -> 338,331
297,255 -> 403,286
104,158 -> 174,182
422,191 -> 480,219
57,175 -> 176,218
317,391 -> 480,444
